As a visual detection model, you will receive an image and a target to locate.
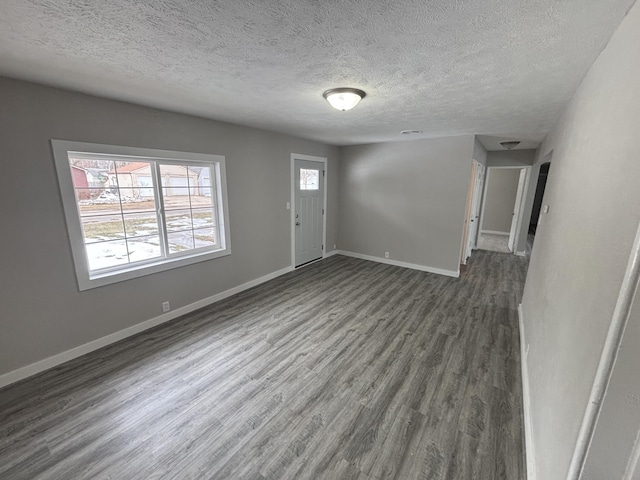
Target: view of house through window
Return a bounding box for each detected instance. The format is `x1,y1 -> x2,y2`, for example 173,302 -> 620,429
70,156 -> 219,271
53,141 -> 230,289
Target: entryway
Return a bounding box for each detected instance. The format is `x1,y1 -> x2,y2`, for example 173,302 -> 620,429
527,154 -> 552,254
291,154 -> 326,267
478,166 -> 529,254
461,159 -> 486,264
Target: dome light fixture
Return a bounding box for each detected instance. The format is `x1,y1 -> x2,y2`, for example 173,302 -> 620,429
500,141 -> 521,150
323,87 -> 366,111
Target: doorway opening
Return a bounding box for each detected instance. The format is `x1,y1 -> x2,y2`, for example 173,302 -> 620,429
478,166 -> 530,254
291,154 -> 327,268
461,159 -> 486,265
527,157 -> 552,252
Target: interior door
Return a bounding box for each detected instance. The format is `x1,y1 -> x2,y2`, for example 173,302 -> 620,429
468,161 -> 485,255
294,159 -> 324,267
508,168 -> 527,252
461,160 -> 486,264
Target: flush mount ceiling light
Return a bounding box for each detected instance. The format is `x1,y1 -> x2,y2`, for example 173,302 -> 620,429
323,88 -> 366,111
500,141 -> 521,150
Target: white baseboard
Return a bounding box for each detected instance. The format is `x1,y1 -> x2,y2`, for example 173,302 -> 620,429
515,251 -> 527,257
336,250 -> 459,278
519,303 -> 537,480
324,250 -> 339,258
481,229 -> 510,236
0,265 -> 294,389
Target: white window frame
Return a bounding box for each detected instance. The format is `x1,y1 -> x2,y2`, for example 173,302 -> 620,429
52,140 -> 231,291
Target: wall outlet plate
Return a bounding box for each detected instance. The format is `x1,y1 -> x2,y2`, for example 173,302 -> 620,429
162,301 -> 170,313
384,252 -> 389,259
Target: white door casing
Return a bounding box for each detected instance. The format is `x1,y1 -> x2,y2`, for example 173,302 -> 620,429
291,154 -> 327,267
467,161 -> 485,259
508,168 -> 528,252
461,160 -> 487,265
478,165 -> 531,255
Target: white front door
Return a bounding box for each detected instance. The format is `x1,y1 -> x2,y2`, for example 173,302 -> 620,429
294,159 -> 324,267
508,168 -> 527,252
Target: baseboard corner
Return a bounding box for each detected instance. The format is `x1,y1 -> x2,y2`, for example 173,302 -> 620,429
336,250 -> 459,278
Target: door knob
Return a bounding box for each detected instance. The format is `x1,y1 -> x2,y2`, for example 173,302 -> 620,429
296,221 -> 300,226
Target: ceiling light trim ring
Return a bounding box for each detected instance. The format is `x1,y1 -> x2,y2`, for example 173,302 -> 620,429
323,87 -> 366,111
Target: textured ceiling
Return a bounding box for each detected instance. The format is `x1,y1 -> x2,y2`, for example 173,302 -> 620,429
476,135 -> 541,152
0,0 -> 635,146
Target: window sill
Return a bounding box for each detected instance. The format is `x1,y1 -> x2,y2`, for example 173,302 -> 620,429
79,247 -> 231,291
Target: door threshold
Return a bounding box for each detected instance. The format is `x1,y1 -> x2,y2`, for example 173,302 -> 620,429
295,257 -> 323,269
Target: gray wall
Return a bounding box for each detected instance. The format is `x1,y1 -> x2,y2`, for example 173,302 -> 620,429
481,168 -> 521,233
486,149 -> 535,167
0,77 -> 339,376
582,271 -> 640,479
473,136 -> 488,165
338,136 -> 474,274
520,2 -> 640,478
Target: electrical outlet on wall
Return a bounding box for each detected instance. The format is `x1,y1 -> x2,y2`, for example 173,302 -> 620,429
162,301 -> 171,313
384,251 -> 389,259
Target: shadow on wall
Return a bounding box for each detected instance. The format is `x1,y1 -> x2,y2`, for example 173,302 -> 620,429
529,161 -> 551,235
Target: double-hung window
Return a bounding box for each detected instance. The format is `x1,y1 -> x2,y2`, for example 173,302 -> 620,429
52,141 -> 231,290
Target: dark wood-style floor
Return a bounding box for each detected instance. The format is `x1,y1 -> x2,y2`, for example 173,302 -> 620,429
0,251 -> 528,480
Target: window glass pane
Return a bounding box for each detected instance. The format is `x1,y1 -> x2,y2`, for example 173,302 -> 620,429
159,164 -> 192,189
109,188 -> 155,214
193,228 -> 217,248
81,214 -> 125,244
85,239 -> 130,270
127,236 -> 162,263
111,161 -> 154,200
191,207 -> 215,228
123,212 -> 159,238
75,187 -> 99,202
168,231 -> 195,253
54,141 -> 231,288
165,211 -> 193,232
163,187 -> 192,209
76,188 -> 120,216
300,169 -> 319,190
68,158 -> 113,191
188,165 -> 214,205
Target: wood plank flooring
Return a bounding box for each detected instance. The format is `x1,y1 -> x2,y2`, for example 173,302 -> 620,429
0,250 -> 528,479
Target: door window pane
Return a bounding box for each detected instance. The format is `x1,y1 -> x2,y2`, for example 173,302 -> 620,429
300,169 -> 319,190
